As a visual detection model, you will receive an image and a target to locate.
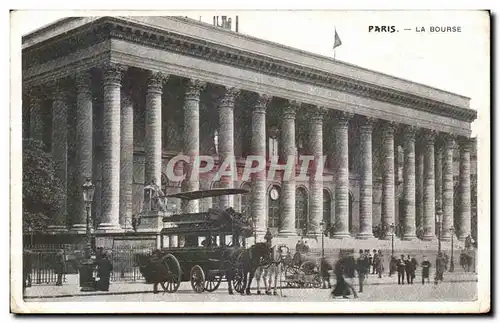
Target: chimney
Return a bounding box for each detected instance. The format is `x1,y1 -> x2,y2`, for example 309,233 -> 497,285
235,16 -> 239,32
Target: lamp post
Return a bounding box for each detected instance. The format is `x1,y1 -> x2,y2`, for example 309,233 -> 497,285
390,223 -> 395,257
449,226 -> 455,272
319,220 -> 325,259
80,178 -> 96,291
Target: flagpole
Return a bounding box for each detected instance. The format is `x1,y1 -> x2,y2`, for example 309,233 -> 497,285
333,26 -> 337,60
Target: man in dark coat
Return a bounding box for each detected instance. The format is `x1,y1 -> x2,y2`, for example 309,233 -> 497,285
320,257 -> 332,289
405,255 -> 412,284
54,249 -> 66,286
371,249 -> 377,274
409,255 -> 418,284
331,255 -> 358,299
397,254 -> 406,285
421,255 -> 431,285
96,253 -> 113,291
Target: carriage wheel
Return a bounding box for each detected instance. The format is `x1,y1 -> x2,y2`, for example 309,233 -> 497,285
232,253 -> 246,294
284,266 -> 300,288
204,271 -> 223,292
312,275 -> 322,289
190,265 -> 206,293
162,254 -> 181,293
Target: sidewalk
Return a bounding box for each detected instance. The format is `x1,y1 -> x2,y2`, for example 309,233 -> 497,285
23,271 -> 478,300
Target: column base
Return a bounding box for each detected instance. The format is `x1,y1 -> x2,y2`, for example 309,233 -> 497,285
420,234 -> 437,241
356,232 -> 375,240
70,224 -> 87,234
332,232 -> 351,239
96,223 -> 124,233
440,234 -> 452,242
278,230 -> 297,237
402,235 -> 417,241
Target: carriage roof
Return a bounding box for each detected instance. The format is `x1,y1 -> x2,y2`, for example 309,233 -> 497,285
164,188 -> 250,200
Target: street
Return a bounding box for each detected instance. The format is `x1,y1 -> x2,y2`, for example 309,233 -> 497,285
25,280 -> 477,302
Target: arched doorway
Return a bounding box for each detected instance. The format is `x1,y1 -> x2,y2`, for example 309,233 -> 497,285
295,187 -> 308,234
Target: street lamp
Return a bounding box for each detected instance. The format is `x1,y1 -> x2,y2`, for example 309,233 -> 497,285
80,178 -> 96,292
449,226 -> 455,272
390,223 -> 395,257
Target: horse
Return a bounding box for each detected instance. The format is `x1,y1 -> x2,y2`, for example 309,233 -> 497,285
255,245 -> 288,295
235,242 -> 274,295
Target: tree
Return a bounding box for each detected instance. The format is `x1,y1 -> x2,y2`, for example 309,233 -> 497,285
22,139 -> 65,233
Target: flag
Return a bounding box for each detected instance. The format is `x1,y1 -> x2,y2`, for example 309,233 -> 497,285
333,28 -> 342,49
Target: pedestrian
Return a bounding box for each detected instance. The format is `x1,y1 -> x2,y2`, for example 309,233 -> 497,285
397,254 -> 406,285
331,254 -> 358,299
371,249 -> 378,274
376,250 -> 384,278
405,255 -> 412,284
54,249 -> 66,286
365,249 -> 372,275
389,256 -> 397,277
435,252 -> 446,284
421,255 -> 431,285
96,253 -> 113,291
303,241 -> 310,253
410,255 -> 418,284
356,249 -> 368,293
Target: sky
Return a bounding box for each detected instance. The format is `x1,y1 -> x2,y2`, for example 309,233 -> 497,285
15,10 -> 489,136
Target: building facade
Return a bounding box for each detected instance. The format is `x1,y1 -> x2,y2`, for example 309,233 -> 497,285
22,16 -> 477,248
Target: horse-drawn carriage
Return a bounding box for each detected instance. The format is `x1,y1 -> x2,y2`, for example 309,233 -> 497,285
136,188 -> 257,294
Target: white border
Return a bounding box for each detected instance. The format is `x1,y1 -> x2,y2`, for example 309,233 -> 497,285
7,2 -> 492,315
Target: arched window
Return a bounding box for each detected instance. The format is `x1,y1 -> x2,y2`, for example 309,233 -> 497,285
268,185 -> 281,228
323,190 -> 331,227
240,183 -> 252,220
295,187 -> 308,231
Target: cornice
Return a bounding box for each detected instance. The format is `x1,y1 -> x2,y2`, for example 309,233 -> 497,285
22,16 -> 477,123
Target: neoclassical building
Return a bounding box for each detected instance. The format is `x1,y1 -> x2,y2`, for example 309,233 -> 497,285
22,16 -> 477,248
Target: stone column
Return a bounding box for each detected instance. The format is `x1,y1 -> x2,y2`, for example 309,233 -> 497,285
458,138 -> 472,241
441,135 -> 456,241
49,84 -> 68,231
71,72 -> 93,232
98,63 -> 126,232
145,71 -> 167,186
382,122 -> 396,239
279,101 -> 298,235
422,130 -> 436,240
435,141 -> 443,236
416,139 -> 424,237
28,87 -> 44,142
357,117 -> 375,239
218,87 -> 239,209
308,108 -> 324,235
333,112 -> 353,238
120,93 -> 134,229
251,93 -> 271,236
402,126 -> 417,240
182,79 -> 205,214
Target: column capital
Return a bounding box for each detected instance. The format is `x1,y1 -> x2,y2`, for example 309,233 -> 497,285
283,101 -> 298,120
25,86 -> 43,103
458,136 -> 473,152
403,125 -> 418,142
75,71 -> 92,95
423,129 -> 437,145
443,133 -> 458,149
121,93 -> 133,107
147,71 -> 169,93
307,107 -> 327,124
334,111 -> 354,127
382,120 -> 398,135
359,116 -> 376,130
254,93 -> 272,113
221,87 -> 240,107
185,79 -> 206,101
46,81 -> 67,101
100,63 -> 127,86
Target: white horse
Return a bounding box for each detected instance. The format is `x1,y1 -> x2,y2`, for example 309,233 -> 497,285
255,245 -> 288,296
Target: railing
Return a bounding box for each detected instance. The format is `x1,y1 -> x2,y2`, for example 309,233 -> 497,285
108,246 -> 151,282
24,244 -> 79,285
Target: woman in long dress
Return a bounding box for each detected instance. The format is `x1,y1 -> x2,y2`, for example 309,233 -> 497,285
331,256 -> 358,299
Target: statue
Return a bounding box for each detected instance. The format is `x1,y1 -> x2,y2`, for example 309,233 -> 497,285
143,179 -> 167,212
